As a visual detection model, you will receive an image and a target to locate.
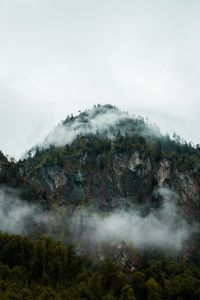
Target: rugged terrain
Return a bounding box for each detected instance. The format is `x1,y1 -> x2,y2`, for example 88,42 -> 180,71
14,105 -> 200,221
1,105 -> 200,299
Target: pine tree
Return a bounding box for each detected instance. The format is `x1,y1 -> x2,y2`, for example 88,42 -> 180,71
120,284 -> 136,300
146,278 -> 162,300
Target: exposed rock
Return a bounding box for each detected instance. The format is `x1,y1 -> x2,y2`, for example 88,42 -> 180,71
128,152 -> 142,172
46,168 -> 67,190
156,159 -> 171,187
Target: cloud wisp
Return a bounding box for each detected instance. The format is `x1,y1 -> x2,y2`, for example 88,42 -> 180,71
69,188 -> 193,251
0,188 -> 57,236
41,106 -> 161,149
0,187 -> 195,253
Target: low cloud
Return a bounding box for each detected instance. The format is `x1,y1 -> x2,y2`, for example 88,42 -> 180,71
0,188 -> 38,235
0,187 -> 195,253
41,106 -> 161,149
69,188 -> 193,251
0,188 -> 57,235
43,107 -> 128,148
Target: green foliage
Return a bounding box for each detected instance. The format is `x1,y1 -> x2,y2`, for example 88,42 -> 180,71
120,284 -> 136,300
1,232 -> 200,299
131,271 -> 146,300
100,257 -> 126,297
146,278 -> 162,300
0,232 -> 83,299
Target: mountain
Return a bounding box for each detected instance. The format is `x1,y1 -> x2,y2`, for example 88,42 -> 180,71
15,104 -> 200,220
1,104 -> 200,299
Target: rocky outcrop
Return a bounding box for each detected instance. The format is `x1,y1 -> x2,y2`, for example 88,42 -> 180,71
17,147 -> 200,221
128,152 -> 142,172
43,167 -> 67,191
156,159 -> 171,187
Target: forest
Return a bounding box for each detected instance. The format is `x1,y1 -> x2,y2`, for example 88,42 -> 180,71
1,231 -> 200,300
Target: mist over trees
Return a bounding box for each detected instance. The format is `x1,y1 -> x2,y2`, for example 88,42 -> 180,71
1,105 -> 200,299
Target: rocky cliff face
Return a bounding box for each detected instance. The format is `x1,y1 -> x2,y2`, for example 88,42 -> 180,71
18,146 -> 200,221
1,105 -> 199,223
1,104 -> 200,267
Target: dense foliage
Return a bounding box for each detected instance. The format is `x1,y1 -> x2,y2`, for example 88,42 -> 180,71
1,232 -> 200,300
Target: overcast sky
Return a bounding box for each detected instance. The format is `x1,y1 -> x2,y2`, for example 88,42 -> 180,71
0,0 -> 200,159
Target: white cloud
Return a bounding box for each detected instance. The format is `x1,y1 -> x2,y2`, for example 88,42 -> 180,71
0,187 -> 195,251
65,188 -> 196,251
1,0 -> 200,158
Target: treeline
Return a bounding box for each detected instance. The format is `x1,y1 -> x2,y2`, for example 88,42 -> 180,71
16,128 -> 200,208
21,129 -> 200,174
1,232 -> 200,299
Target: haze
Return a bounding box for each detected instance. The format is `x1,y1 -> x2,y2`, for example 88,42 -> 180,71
0,187 -> 193,251
0,0 -> 200,159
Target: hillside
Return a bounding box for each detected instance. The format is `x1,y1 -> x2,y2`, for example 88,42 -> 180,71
17,105 -> 200,219
1,104 -> 200,299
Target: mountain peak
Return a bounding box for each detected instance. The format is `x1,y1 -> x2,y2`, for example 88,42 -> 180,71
42,104 -> 161,149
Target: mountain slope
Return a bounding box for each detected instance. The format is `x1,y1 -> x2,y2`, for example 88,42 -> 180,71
17,105 -> 200,221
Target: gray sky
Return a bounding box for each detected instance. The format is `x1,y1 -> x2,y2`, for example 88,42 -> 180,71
0,0 -> 200,159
